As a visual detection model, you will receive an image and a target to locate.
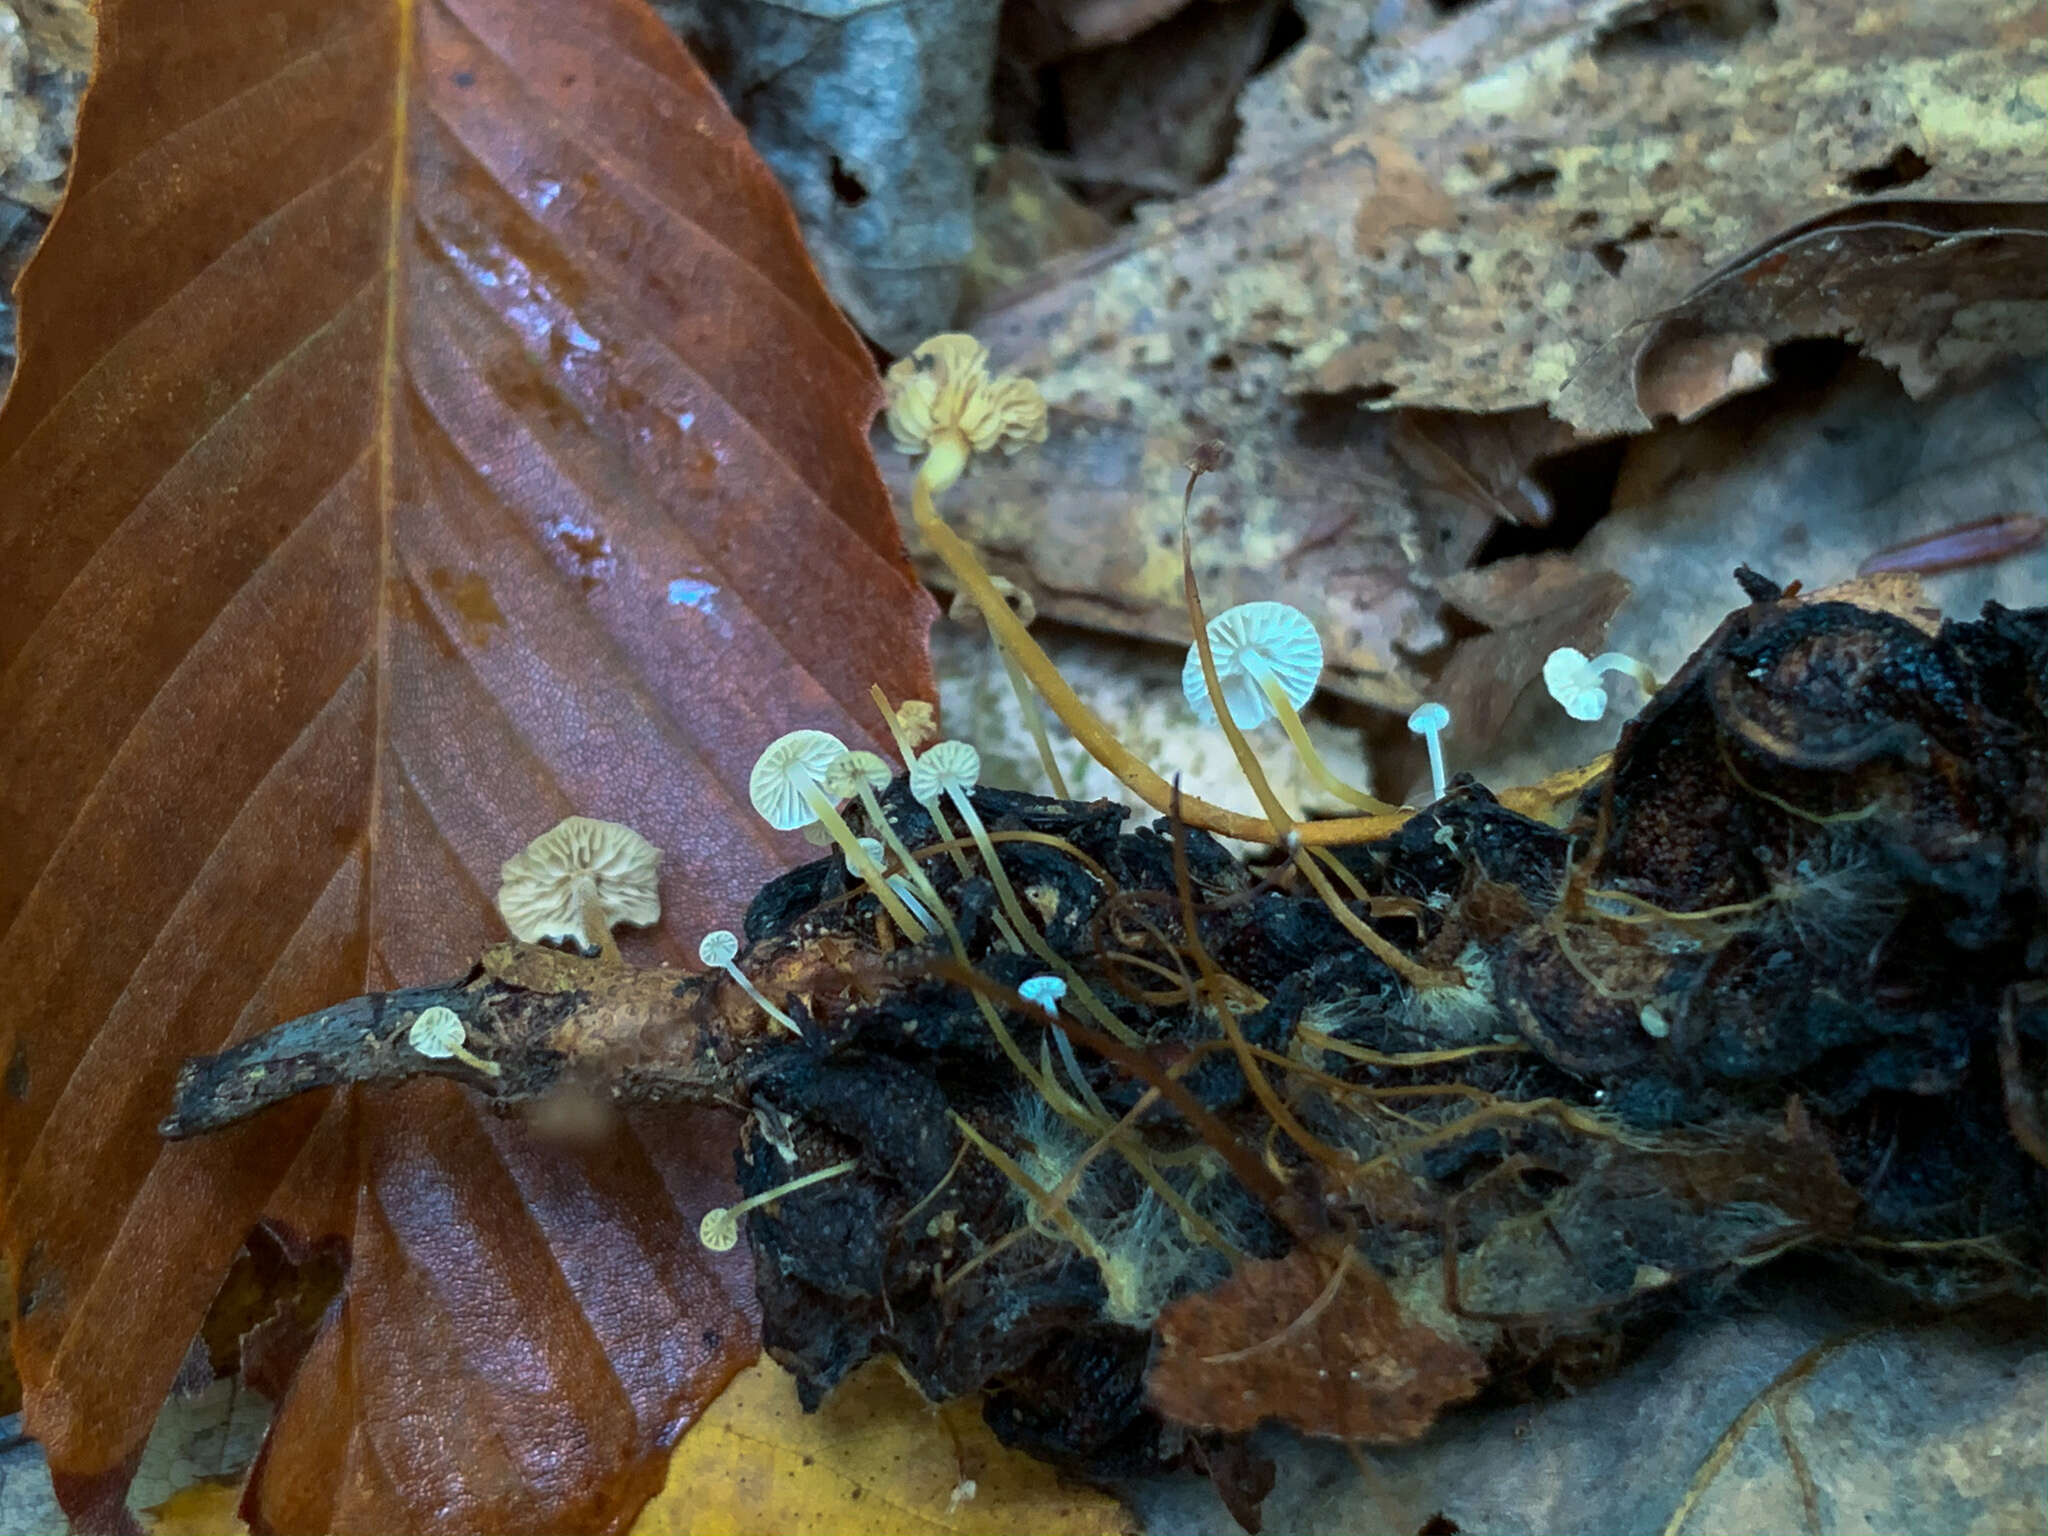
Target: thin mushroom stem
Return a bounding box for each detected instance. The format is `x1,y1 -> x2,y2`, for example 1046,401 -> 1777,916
1246,663 -> 1399,814
940,780 -> 1142,1045
797,783 -> 932,941
997,639 -> 1072,799
849,783 -> 958,935
699,1159 -> 858,1251
914,471 -> 1414,847
1589,651 -> 1658,696
700,931 -> 804,1037
914,473 -> 1280,840
1180,508 -> 1454,991
721,962 -> 803,1039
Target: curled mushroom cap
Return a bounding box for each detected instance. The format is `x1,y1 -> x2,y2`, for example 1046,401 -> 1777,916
1181,601 -> 1325,729
749,729 -> 850,830
884,334 -> 1048,492
1542,647 -> 1609,721
1542,647 -> 1655,723
497,816 -> 661,947
909,739 -> 981,804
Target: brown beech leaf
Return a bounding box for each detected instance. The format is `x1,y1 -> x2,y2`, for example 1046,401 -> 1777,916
1556,201 -> 2048,434
0,0 -> 936,1531
1146,1242 -> 1488,1441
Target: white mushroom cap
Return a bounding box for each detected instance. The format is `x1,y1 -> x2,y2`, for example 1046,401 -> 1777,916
1181,601 -> 1325,729
909,740 -> 981,804
1542,647 -> 1609,721
823,750 -> 892,799
408,1005 -> 466,1059
1018,975 -> 1067,1015
846,835 -> 886,873
497,816 -> 662,946
698,929 -> 741,967
750,729 -> 850,830
1406,701 -> 1450,735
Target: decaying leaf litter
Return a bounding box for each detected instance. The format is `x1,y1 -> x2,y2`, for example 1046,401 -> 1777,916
0,0 -> 2039,1531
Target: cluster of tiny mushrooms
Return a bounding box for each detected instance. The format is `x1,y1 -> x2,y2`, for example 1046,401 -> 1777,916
413,333 -> 1661,1256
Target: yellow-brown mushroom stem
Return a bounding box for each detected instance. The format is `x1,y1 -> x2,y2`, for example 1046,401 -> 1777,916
911,470 -> 1406,847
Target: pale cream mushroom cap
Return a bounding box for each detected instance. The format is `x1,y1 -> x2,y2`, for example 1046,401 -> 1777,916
497,816 -> 662,946
894,700 -> 939,750
823,750 -> 892,799
883,334 -> 1048,488
408,1005 -> 466,1058
909,739 -> 981,805
750,729 -> 850,831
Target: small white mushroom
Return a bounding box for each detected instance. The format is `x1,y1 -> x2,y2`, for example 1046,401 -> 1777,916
1407,702 -> 1452,804
827,751 -> 956,935
698,1159 -> 858,1252
1182,602 -> 1394,813
845,835 -> 937,934
1542,647 -> 1659,723
698,929 -> 803,1038
1181,601 -> 1324,730
406,1004 -> 501,1077
1018,974 -> 1068,1016
497,816 -> 661,963
752,730 -> 929,940
911,743 -> 1143,1047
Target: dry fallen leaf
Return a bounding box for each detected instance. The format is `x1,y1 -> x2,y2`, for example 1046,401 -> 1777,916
1147,1243 -> 1488,1442
631,1357 -> 1136,1536
0,0 -> 935,1529
1556,202 -> 2048,434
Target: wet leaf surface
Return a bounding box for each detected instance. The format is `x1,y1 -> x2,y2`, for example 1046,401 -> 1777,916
0,0 -> 935,1529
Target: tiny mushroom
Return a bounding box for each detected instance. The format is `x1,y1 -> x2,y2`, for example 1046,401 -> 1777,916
497,816 -> 661,963
1181,601 -> 1395,813
846,835 -> 937,934
883,333 -> 1048,494
752,729 -> 930,941
699,929 -> 803,1038
952,579 -> 1069,798
407,1004 -> 501,1077
910,743 -> 1140,1046
1407,702 -> 1452,804
1542,647 -> 1659,723
827,750 -> 953,925
698,1159 -> 858,1252
1018,974 -> 1068,1016
910,740 -> 1057,964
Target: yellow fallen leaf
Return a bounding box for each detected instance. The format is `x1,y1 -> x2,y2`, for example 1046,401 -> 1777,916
632,1356 -> 1136,1536
143,1478 -> 245,1535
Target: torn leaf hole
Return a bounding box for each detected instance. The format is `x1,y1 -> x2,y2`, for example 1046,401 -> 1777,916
829,156 -> 870,207
1487,167 -> 1557,200
1594,0 -> 1778,54
1843,145 -> 1931,195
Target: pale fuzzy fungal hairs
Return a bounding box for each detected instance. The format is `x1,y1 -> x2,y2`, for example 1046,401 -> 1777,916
1008,1089 -> 1255,1327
